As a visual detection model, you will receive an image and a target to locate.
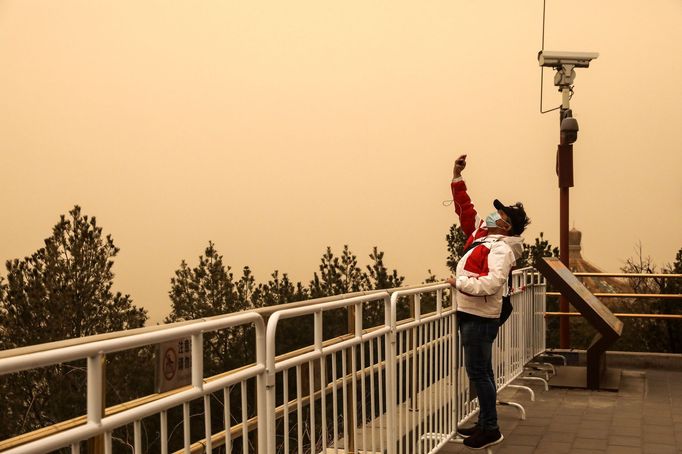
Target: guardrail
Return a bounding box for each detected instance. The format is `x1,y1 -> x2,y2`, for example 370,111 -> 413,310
0,269 -> 547,454
0,311 -> 266,454
546,272 -> 682,320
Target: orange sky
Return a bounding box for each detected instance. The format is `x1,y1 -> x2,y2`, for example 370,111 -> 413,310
1,1 -> 680,323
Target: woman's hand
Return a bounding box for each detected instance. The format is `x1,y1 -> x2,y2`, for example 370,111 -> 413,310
453,154 -> 467,179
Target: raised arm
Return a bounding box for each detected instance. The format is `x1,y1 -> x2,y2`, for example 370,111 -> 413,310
451,154 -> 479,237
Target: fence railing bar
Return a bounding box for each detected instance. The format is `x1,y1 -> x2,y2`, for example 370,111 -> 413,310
546,292 -> 682,299
574,273 -> 682,278
546,312 -> 682,319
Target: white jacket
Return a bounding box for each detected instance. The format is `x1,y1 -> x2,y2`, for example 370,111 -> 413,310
455,235 -> 524,319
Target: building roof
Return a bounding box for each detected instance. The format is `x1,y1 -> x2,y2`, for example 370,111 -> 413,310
568,228 -> 632,294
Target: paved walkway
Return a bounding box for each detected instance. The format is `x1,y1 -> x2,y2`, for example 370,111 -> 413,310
440,369 -> 682,454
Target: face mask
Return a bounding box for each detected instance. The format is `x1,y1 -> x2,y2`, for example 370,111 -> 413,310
485,211 -> 509,229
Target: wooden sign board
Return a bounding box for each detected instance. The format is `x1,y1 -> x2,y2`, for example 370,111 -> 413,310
536,257 -> 622,338
535,257 -> 623,390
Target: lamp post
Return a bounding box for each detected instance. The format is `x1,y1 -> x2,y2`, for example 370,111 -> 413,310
538,51 -> 598,349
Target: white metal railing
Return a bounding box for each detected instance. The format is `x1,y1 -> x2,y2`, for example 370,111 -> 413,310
265,292 -> 391,454
388,283 -> 457,454
0,312 -> 266,454
0,269 -> 546,454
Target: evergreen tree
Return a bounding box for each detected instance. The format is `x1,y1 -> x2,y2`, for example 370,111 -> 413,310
254,271 -> 308,308
339,245 -> 369,293
0,206 -> 148,441
1,206 -> 146,347
367,247 -> 404,290
516,232 -> 560,347
446,224 -> 467,274
423,269 -> 438,284
167,242 -> 239,321
166,243 -> 251,372
309,247 -> 344,298
518,232 -> 559,268
0,276 -> 6,339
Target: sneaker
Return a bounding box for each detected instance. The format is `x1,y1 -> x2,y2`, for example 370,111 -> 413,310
463,428 -> 504,450
457,423 -> 480,437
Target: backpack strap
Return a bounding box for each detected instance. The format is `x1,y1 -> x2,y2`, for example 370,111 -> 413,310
463,239 -> 514,292
462,239 -> 514,284
462,238 -> 494,256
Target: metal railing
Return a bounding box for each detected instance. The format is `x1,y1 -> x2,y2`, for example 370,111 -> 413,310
545,272 -> 682,320
0,269 -> 547,454
0,312 -> 267,454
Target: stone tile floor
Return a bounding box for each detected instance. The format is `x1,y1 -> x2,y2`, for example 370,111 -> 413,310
440,369 -> 682,454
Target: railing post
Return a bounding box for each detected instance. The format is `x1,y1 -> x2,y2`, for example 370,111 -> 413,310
87,353 -> 104,424
345,304 -> 357,453
386,295 -> 397,454
191,333 -> 203,389
254,317 -> 267,454
87,353 -> 106,454
265,315 -> 278,454
451,286 -> 459,435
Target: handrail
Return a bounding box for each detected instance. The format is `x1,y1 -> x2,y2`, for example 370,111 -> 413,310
0,313 -> 263,375
546,312 -> 682,320
0,291 -> 378,360
574,272 -> 682,278
546,292 -> 682,299
0,282 -> 446,361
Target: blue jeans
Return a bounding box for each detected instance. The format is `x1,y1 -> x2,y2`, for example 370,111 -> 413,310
459,314 -> 499,431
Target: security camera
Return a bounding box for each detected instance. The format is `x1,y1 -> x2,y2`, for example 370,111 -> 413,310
538,51 -> 599,68
560,116 -> 579,144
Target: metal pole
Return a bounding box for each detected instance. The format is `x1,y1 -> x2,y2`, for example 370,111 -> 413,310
559,188 -> 570,348
88,354 -> 106,454
558,86 -> 572,349
346,305 -> 356,453
386,296 -> 397,454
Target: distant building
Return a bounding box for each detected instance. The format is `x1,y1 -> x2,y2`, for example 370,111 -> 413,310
568,227 -> 632,294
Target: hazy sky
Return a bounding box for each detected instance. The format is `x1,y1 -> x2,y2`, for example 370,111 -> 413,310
1,1 -> 680,324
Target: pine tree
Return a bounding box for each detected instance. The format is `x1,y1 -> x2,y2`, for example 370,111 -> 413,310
254,271 -> 308,308
518,232 -> 559,268
167,242 -> 240,320
0,206 -> 148,440
367,247 -> 404,290
309,247 -> 344,298
1,206 -> 146,346
339,245 -> 369,293
166,243 -> 252,372
423,269 -> 438,283
446,223 -> 467,274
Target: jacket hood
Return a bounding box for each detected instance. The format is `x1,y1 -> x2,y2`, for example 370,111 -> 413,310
485,234 -> 524,262
501,235 -> 525,262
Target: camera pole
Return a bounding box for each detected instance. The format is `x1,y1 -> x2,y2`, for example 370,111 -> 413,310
538,48 -> 598,349
553,64 -> 578,349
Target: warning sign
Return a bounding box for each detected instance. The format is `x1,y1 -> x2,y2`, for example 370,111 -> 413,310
156,337 -> 192,393
163,347 -> 178,380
